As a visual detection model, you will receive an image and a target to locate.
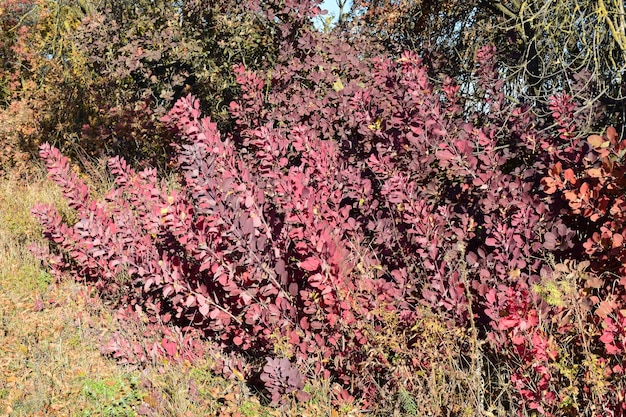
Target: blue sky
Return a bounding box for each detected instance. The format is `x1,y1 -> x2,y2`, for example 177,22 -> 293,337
319,0 -> 353,24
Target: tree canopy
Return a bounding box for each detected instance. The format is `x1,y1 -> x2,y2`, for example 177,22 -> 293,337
348,0 -> 626,135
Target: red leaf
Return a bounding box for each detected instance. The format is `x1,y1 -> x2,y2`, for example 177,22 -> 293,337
485,237 -> 498,247
198,303 -> 210,317
300,317 -> 310,330
436,148 -> 455,161
563,168 -> 576,184
199,261 -> 212,272
613,233 -> 624,248
599,331 -> 614,345
511,335 -> 525,345
607,126 -> 618,144
163,284 -> 174,298
296,390 -> 312,402
466,251 -> 478,266
597,300 -> 616,318
185,295 -> 196,307
498,317 -> 519,330
299,257 -> 320,272
162,338 -> 177,356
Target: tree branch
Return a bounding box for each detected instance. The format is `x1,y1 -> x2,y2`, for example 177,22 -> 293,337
479,0 -> 518,20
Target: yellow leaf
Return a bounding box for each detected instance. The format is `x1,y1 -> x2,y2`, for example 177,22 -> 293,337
232,368 -> 245,381
368,117 -> 382,131
508,269 -> 521,279
587,168 -> 603,178
332,78 -> 344,92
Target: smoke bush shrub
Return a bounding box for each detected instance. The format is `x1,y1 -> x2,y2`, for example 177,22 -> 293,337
31,2 -> 626,413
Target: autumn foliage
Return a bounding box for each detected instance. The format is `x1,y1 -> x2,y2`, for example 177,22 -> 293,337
1,0 -> 624,415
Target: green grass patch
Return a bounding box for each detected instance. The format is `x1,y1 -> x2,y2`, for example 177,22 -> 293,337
80,374 -> 144,417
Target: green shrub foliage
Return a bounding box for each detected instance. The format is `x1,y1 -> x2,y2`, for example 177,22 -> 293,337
0,0 -> 287,167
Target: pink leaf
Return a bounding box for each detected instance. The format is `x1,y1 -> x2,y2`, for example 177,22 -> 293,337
299,257 -> 320,272
198,303 -> 210,317
485,237 -> 498,247
162,338 -> 177,357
